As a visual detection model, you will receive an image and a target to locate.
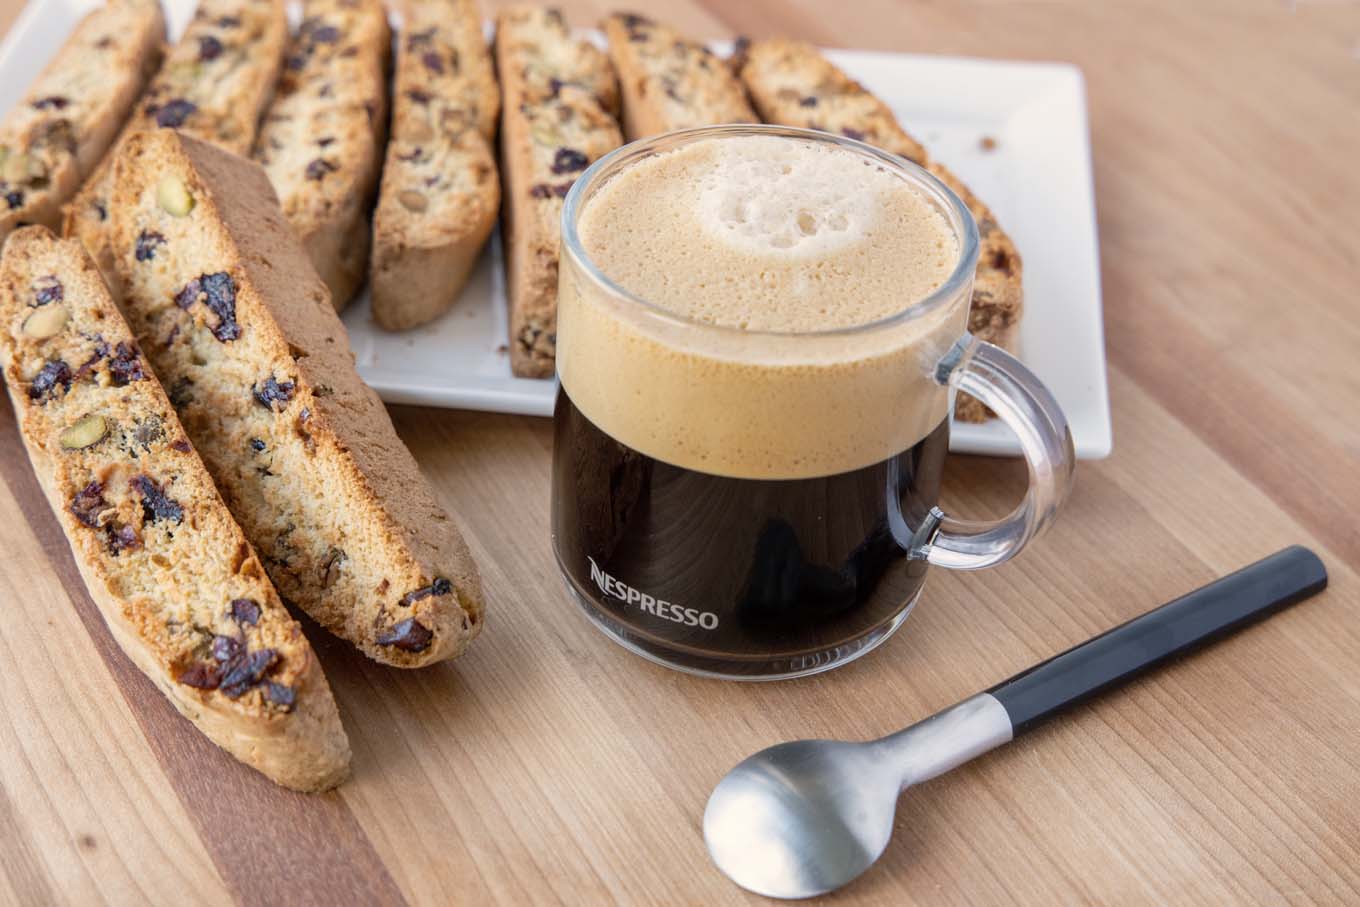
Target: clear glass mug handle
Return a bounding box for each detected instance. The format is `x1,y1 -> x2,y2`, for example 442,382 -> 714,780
917,334 -> 1075,570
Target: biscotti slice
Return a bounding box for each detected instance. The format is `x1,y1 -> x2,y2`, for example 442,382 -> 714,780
738,39 -> 1022,421
253,0 -> 391,311
0,226 -> 349,791
110,130 -> 483,667
64,0 -> 288,288
496,6 -> 623,377
0,0 -> 164,242
602,11 -> 756,140
369,0 -> 500,330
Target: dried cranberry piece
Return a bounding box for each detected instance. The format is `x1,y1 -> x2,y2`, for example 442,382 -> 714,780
619,12 -> 653,29
311,24 -> 340,43
171,439 -> 191,453
304,158 -> 338,181
218,15 -> 241,27
32,95 -> 68,110
5,191 -> 24,210
73,339 -> 109,381
421,51 -> 444,73
106,523 -> 141,555
286,52 -> 308,71
219,648 -> 279,697
841,127 -> 866,141
376,618 -> 433,652
252,375 -> 296,411
547,77 -> 564,98
69,481 -> 107,528
197,35 -> 223,61
33,275 -> 62,305
316,136 -> 334,147
109,342 -> 146,386
230,598 -> 261,625
396,146 -> 423,163
154,99 -> 197,128
212,634 -> 242,662
406,26 -> 436,48
131,474 -> 183,524
406,89 -> 431,106
249,438 -> 266,452
135,230 -> 166,261
93,200 -> 107,222
177,661 -> 222,689
177,273 -> 240,342
551,148 -> 589,174
799,96 -> 818,107
399,577 -> 453,606
28,359 -> 72,401
264,682 -> 295,710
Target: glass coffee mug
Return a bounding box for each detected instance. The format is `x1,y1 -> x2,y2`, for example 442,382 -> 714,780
551,125 -> 1074,679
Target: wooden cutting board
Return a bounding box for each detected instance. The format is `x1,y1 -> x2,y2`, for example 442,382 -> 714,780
1,0 -> 1358,904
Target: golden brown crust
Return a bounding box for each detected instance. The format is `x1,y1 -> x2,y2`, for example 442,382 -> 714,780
739,38 -> 1022,421
602,12 -> 756,140
369,0 -> 500,331
0,0 -> 165,242
63,0 -> 288,290
109,130 -> 484,668
495,6 -> 623,377
253,0 -> 391,311
0,226 -> 349,791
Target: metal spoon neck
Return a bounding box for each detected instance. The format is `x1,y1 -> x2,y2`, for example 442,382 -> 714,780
874,692 -> 1014,790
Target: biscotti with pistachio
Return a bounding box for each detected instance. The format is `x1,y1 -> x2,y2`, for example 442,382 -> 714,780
496,6 -> 623,377
0,226 -> 349,791
64,0 -> 288,289
738,38 -> 1022,422
0,0 -> 164,242
369,0 -> 500,330
602,11 -> 755,140
254,0 -> 391,311
110,129 -> 483,667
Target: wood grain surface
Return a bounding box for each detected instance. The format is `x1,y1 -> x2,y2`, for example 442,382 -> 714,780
2,0 -> 1358,904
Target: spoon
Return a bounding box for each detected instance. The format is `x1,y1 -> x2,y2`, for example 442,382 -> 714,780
704,546 -> 1327,899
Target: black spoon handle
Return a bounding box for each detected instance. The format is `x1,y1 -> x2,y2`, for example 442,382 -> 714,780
988,546 -> 1327,734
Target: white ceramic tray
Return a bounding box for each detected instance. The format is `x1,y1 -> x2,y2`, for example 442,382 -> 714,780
0,1 -> 1112,458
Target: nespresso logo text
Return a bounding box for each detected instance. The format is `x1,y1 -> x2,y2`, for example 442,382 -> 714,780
588,557 -> 720,630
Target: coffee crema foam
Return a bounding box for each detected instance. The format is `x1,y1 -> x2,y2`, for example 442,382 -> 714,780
560,135 -> 969,480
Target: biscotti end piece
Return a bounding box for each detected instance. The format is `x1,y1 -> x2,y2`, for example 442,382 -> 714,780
0,0 -> 165,243
0,226 -> 349,791
496,6 -> 623,377
254,0 -> 391,311
110,130 -> 484,667
739,38 -> 1022,422
64,0 -> 289,288
602,12 -> 757,140
369,0 -> 501,330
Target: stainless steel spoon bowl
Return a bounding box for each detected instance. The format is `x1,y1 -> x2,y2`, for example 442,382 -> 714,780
704,547 -> 1326,899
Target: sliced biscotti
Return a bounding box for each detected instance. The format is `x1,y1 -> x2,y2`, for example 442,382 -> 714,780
253,0 -> 391,312
110,130 -> 483,667
64,0 -> 288,288
602,11 -> 755,140
496,6 -> 623,377
738,39 -> 1022,421
369,0 -> 500,330
0,226 -> 349,791
0,0 -> 164,242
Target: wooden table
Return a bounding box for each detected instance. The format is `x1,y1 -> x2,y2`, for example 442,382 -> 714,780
2,1 -> 1358,904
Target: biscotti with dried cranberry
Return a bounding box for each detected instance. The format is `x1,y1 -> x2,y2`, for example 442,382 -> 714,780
369,0 -> 499,330
0,226 -> 350,791
64,0 -> 288,288
0,0 -> 164,242
738,38 -> 1022,421
110,130 -> 483,667
253,0 -> 391,311
602,11 -> 755,140
496,6 -> 622,377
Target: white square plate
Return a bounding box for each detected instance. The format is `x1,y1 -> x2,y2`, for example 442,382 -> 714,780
0,2 -> 1111,458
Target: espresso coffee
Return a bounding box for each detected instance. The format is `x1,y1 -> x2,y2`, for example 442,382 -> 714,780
553,133 -> 972,676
